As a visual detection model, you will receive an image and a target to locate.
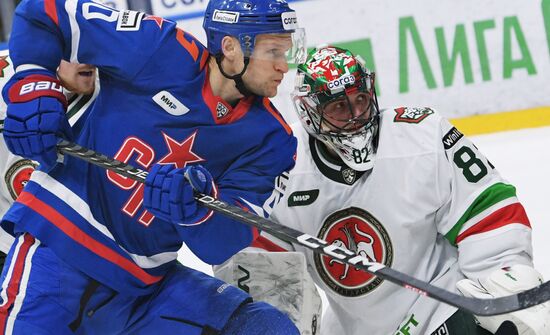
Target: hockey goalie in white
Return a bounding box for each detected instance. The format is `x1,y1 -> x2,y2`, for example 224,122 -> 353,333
215,46 -> 550,334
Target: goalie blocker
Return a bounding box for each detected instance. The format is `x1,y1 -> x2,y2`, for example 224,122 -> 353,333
214,250 -> 322,335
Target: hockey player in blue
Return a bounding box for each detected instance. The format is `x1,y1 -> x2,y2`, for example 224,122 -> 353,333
0,0 -> 305,333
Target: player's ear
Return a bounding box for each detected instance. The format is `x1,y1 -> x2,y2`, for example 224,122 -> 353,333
220,36 -> 242,62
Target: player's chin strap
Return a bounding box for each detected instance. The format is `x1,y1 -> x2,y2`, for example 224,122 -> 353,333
215,53 -> 253,97
56,139 -> 550,317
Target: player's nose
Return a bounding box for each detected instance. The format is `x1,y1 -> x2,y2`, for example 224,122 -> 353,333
274,59 -> 289,74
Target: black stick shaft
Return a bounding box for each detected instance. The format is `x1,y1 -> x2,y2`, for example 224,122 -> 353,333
57,139 -> 550,316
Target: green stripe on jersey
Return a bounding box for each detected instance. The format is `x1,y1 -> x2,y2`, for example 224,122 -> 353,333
67,94 -> 93,120
445,183 -> 517,246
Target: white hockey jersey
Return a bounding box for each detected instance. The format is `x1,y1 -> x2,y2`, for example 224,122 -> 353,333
263,107 -> 533,335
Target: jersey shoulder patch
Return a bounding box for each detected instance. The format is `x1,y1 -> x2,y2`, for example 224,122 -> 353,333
442,126 -> 464,150
393,107 -> 434,124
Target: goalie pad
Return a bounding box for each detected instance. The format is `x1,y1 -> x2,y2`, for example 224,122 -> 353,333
214,251 -> 322,335
457,264 -> 550,335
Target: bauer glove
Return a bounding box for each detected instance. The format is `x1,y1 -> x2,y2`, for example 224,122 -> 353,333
2,71 -> 71,171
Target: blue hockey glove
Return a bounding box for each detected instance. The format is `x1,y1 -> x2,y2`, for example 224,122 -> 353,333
3,73 -> 71,171
143,164 -> 215,226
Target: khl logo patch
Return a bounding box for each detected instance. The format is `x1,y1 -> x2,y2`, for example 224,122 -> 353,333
216,102 -> 230,119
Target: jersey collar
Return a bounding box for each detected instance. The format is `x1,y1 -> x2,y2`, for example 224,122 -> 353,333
202,66 -> 255,125
309,136 -> 368,185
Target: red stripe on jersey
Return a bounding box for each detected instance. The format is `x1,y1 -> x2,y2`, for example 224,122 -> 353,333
456,202 -> 531,244
234,200 -> 250,213
17,192 -> 163,285
232,200 -> 260,242
44,0 -> 59,26
199,49 -> 209,71
251,236 -> 288,252
263,98 -> 292,135
251,227 -> 260,241
0,234 -> 35,333
176,29 -> 199,62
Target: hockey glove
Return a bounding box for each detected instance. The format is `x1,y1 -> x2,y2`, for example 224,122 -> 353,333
457,264 -> 550,335
143,164 -> 215,226
3,73 -> 71,171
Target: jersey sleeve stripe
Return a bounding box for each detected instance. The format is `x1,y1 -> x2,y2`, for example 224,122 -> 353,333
14,64 -> 48,73
0,234 -> 39,334
457,196 -> 518,236
233,200 -> 260,241
30,171 -> 178,269
456,202 -> 531,244
262,98 -> 292,135
199,49 -> 209,71
65,0 -> 81,63
17,191 -> 163,285
176,29 -> 199,62
445,182 -> 517,245
44,0 -> 59,26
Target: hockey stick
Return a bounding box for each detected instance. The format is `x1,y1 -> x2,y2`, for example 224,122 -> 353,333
57,139 -> 550,316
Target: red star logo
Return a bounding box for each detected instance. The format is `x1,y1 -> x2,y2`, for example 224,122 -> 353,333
157,131 -> 205,169
143,15 -> 168,30
0,56 -> 9,78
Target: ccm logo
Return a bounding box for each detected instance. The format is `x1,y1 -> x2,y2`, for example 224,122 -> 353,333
20,81 -> 63,95
327,75 -> 355,90
283,17 -> 297,25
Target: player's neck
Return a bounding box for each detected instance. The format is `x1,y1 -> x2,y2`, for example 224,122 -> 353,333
317,139 -> 342,163
208,57 -> 244,106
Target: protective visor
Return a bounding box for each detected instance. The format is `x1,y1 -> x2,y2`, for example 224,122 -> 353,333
245,28 -> 307,64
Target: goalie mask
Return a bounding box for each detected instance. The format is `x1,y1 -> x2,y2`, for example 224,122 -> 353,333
292,46 -> 380,171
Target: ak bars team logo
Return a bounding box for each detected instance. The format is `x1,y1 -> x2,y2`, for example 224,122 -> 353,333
4,159 -> 37,200
314,207 -> 393,297
393,107 -> 434,123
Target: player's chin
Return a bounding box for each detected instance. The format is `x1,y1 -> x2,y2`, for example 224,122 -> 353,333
82,87 -> 95,95
78,85 -> 94,95
260,85 -> 278,98
73,82 -> 95,95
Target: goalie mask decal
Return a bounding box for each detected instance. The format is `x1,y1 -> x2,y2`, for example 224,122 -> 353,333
314,207 -> 393,297
292,46 -> 380,172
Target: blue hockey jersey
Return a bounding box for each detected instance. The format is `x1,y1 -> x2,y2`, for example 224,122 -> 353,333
2,0 -> 296,295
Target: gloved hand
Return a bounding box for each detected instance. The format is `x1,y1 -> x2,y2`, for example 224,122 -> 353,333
3,73 -> 71,171
143,164 -> 215,226
457,264 -> 550,335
